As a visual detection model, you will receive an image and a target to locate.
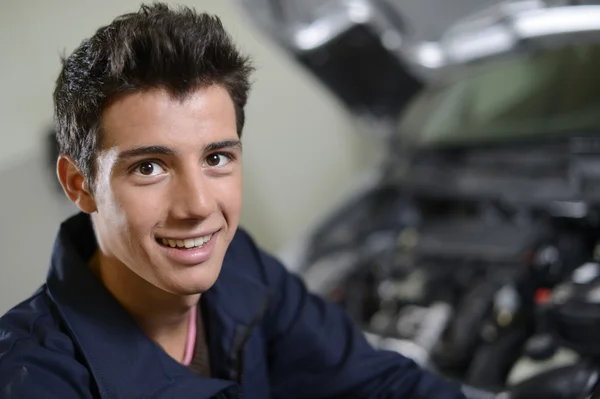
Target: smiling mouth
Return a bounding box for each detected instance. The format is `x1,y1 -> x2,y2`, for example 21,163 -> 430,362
156,233 -> 214,249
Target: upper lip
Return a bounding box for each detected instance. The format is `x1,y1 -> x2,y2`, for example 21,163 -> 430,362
156,229 -> 220,241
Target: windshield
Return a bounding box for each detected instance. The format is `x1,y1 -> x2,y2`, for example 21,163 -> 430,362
399,42 -> 600,148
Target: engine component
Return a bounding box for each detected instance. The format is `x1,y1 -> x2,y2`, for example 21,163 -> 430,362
547,263 -> 600,355
506,364 -> 598,399
506,345 -> 579,387
367,301 -> 453,369
523,334 -> 559,361
413,220 -> 544,264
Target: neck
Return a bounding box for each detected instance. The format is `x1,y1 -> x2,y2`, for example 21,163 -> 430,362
89,251 -> 198,362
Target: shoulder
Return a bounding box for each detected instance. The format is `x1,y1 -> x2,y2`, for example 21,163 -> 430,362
228,227 -> 261,257
0,288 -> 74,359
0,288 -> 58,351
226,228 -> 291,285
0,289 -> 91,397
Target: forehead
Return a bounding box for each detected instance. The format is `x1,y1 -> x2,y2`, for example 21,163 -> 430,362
100,85 -> 238,150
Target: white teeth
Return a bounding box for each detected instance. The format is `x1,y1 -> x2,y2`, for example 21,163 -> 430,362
160,233 -> 213,249
194,234 -> 212,247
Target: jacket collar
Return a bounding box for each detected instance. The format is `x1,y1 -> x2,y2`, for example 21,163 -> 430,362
46,212 -> 270,398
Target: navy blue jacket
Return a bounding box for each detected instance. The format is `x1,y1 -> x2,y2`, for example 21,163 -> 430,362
0,213 -> 465,398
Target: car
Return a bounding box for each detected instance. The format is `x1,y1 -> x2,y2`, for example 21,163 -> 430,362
241,1 -> 600,395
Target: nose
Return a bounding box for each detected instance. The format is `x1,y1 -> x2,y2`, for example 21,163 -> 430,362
170,170 -> 216,221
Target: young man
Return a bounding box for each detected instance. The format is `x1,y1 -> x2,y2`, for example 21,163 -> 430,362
0,4 -> 465,398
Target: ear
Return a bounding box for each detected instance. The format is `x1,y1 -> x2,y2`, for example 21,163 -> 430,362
57,155 -> 97,213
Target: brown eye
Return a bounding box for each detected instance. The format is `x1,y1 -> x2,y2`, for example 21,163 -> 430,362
204,153 -> 232,168
139,162 -> 154,175
206,154 -> 221,167
133,161 -> 165,176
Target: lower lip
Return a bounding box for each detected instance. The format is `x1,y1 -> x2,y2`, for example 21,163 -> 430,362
158,231 -> 219,266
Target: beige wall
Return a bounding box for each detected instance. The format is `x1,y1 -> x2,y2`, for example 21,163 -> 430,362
0,0 -> 383,314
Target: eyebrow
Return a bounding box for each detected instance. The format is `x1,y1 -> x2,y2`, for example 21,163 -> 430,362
115,140 -> 243,163
205,139 -> 243,153
116,145 -> 177,162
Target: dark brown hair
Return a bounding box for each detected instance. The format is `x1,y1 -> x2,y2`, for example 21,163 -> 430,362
53,3 -> 253,186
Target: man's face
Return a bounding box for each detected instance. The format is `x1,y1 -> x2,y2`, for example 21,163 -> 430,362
90,85 -> 242,295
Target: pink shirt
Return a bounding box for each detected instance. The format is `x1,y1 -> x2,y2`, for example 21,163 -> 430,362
182,306 -> 197,366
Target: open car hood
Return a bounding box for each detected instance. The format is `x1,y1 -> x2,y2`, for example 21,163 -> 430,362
237,1 -> 599,125
236,0 -> 504,121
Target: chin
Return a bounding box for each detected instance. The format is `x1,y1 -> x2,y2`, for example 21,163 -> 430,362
169,268 -> 221,295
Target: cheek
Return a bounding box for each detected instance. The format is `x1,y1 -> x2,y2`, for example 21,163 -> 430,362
93,181 -> 127,230
214,174 -> 242,217
110,183 -> 166,235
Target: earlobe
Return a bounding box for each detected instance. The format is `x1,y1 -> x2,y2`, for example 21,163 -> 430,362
56,155 -> 98,213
